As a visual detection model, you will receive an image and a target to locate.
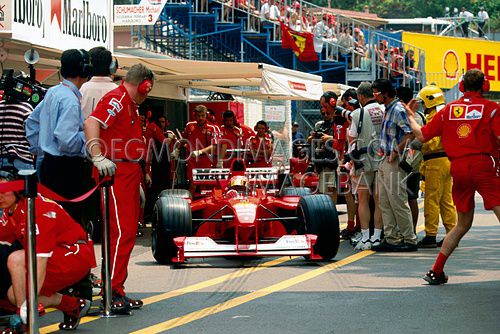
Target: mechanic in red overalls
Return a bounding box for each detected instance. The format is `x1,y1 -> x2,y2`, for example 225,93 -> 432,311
85,63 -> 154,313
182,105 -> 220,193
220,110 -> 244,168
405,68 -> 500,285
248,120 -> 273,167
0,170 -> 95,332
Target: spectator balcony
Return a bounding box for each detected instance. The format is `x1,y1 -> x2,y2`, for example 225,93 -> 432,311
131,0 -> 426,91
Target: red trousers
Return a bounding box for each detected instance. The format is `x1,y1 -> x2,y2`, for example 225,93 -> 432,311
107,162 -> 141,296
40,243 -> 95,297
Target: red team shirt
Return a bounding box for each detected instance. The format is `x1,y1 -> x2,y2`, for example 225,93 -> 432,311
90,85 -> 146,161
1,196 -> 95,295
421,92 -> 499,212
248,136 -> 273,167
421,92 -> 499,159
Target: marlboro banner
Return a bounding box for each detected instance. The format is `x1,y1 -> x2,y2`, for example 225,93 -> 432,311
280,22 -> 318,62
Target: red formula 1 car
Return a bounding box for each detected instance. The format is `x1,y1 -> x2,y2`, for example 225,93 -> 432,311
151,161 -> 340,264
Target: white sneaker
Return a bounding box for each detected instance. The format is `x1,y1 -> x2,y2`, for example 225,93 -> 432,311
350,232 -> 362,246
355,239 -> 372,250
370,238 -> 381,247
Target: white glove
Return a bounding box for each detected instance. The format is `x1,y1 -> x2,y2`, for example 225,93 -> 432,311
167,132 -> 176,140
216,160 -> 223,168
190,150 -> 202,158
171,148 -> 180,160
92,153 -> 117,176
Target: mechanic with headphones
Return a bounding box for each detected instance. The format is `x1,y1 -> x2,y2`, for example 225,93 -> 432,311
405,68 -> 500,285
25,49 -> 92,228
248,120 -> 273,167
80,46 -> 119,119
84,63 -> 155,313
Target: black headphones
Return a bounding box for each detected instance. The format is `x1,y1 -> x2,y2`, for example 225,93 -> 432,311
77,49 -> 93,78
109,57 -> 118,75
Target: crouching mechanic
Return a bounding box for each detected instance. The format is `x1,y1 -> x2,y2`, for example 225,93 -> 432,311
85,64 -> 154,313
405,69 -> 500,285
0,170 -> 95,333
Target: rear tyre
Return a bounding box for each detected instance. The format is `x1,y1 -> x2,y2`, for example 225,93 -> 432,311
281,187 -> 312,197
158,189 -> 192,199
298,194 -> 340,260
152,196 -> 192,264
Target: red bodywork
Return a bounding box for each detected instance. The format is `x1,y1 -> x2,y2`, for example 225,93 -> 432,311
171,168 -> 322,263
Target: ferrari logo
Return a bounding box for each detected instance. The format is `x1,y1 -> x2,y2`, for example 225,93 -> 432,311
451,106 -> 465,119
291,33 -> 306,55
456,123 -> 472,138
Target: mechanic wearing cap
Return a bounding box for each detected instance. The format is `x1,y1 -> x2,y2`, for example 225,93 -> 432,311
25,49 -> 91,228
181,105 -> 220,193
371,79 -> 417,252
405,68 -> 500,285
85,63 -> 154,312
0,170 -> 95,332
414,85 -> 456,248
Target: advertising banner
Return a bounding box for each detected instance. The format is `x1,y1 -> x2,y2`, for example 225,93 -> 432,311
11,0 -> 111,50
114,0 -> 167,26
402,32 -> 500,91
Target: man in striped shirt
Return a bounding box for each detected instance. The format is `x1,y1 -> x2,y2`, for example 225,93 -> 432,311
0,98 -> 34,171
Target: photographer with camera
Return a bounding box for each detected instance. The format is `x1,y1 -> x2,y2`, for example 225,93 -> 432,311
347,82 -> 385,250
310,91 -> 341,201
0,71 -> 35,172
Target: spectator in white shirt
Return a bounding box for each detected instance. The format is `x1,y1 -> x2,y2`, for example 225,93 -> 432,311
459,7 -> 474,38
477,7 -> 489,38
261,0 -> 280,22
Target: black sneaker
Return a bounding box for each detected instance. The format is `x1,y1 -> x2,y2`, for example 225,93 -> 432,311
418,236 -> 437,248
340,228 -> 355,240
58,299 -> 91,330
423,270 -> 448,285
436,238 -> 444,247
123,295 -> 143,310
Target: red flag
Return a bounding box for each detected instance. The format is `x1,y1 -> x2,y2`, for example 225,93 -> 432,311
280,22 -> 318,62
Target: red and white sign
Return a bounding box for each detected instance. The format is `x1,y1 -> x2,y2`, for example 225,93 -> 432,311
10,0 -> 111,50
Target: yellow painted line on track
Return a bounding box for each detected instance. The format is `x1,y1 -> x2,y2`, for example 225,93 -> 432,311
39,256 -> 297,333
130,251 -> 374,334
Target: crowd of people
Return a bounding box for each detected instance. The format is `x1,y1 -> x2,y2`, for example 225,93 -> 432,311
0,41 -> 498,333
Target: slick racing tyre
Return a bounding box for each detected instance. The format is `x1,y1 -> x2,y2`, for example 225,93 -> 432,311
280,187 -> 312,197
298,194 -> 340,260
158,189 -> 192,200
152,196 -> 192,264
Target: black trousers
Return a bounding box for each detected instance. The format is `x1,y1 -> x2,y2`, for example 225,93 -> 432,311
40,153 -> 93,230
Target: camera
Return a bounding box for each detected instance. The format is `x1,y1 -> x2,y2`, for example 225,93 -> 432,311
349,148 -> 365,170
334,106 -> 353,121
0,69 -> 46,107
313,131 -> 324,139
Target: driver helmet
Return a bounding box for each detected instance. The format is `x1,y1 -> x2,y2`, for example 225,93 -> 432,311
417,84 -> 445,109
228,175 -> 248,193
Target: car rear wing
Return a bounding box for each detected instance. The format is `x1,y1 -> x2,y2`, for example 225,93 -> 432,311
192,167 -> 280,187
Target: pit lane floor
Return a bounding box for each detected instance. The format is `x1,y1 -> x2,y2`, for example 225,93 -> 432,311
38,195 -> 500,334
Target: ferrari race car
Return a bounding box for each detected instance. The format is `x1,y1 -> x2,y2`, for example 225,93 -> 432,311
151,161 -> 340,264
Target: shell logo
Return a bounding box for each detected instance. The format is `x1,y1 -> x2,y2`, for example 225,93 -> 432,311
456,123 -> 472,138
443,50 -> 460,79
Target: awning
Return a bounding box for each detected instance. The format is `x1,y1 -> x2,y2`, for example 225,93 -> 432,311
115,55 -> 324,101
0,39 -> 328,101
